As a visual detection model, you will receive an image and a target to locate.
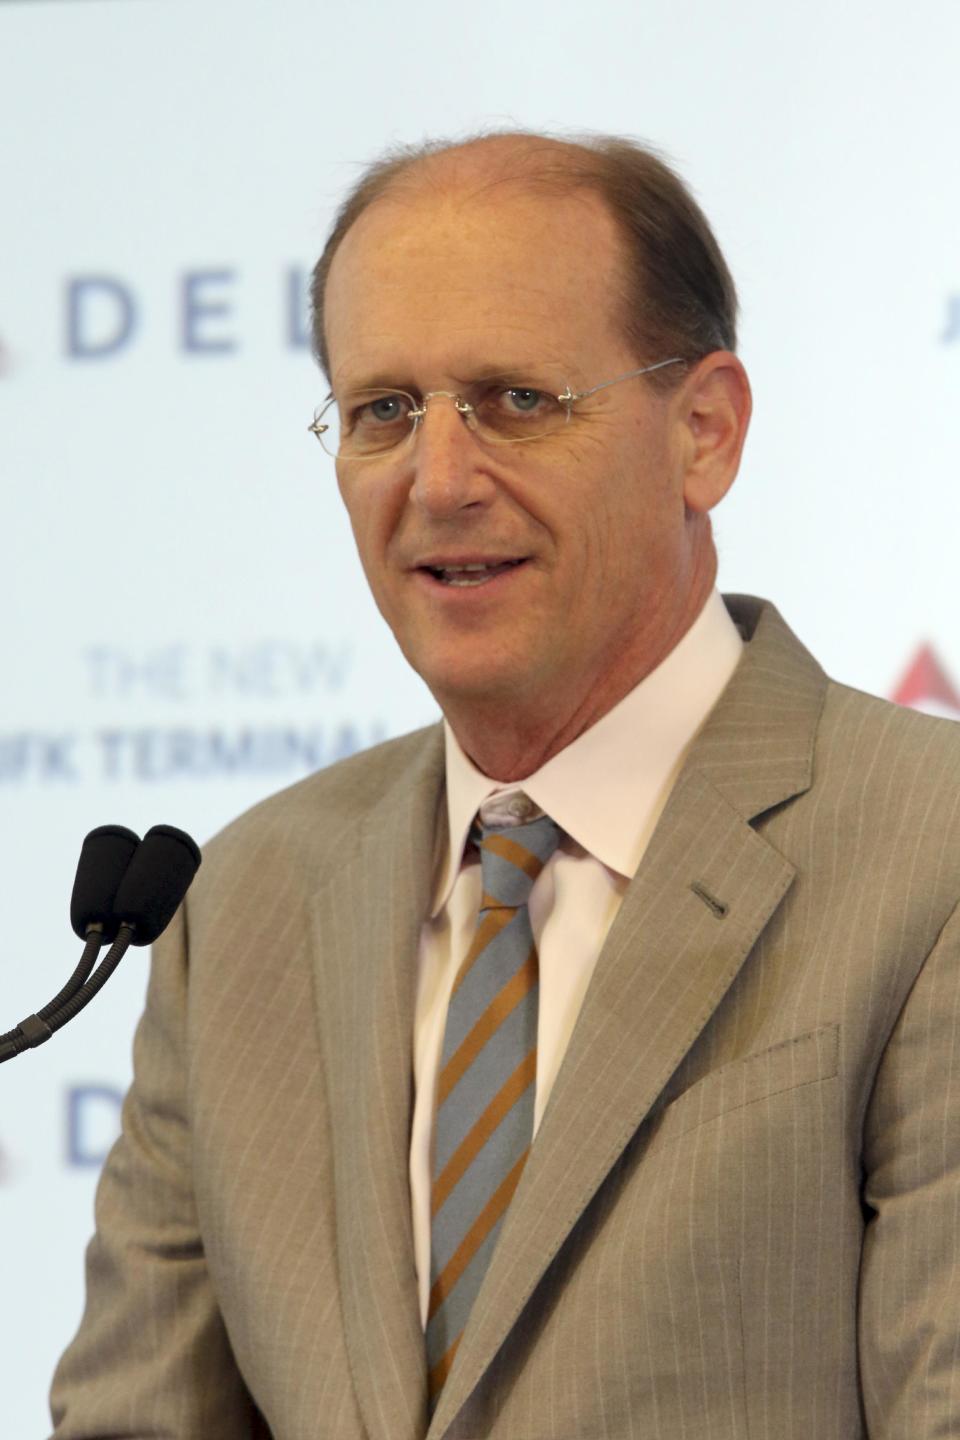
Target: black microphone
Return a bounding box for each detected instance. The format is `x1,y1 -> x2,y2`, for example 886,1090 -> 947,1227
70,824 -> 141,943
0,823 -> 201,1065
111,825 -> 203,946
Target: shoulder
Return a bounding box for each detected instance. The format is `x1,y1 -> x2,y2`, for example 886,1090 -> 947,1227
725,593 -> 960,795
816,677 -> 960,813
719,594 -> 960,881
196,722 -> 444,893
821,676 -> 960,753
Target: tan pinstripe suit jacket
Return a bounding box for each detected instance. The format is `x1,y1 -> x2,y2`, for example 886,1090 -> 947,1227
51,597 -> 960,1439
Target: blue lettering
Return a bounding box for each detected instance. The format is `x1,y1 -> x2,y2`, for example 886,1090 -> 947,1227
293,642 -> 351,692
208,641 -> 352,696
286,266 -> 311,348
98,731 -> 126,780
95,723 -> 381,781
66,276 -> 137,358
67,1084 -> 123,1167
0,733 -> 77,783
85,644 -> 188,699
181,269 -> 237,353
941,295 -> 960,344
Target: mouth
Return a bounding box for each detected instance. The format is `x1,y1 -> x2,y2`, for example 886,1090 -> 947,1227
418,558 -> 528,588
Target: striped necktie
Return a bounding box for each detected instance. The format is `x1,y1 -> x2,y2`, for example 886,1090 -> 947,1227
426,808 -> 562,1405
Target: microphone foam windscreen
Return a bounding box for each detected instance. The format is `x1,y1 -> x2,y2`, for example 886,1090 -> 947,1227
112,824 -> 202,945
70,824 -> 141,941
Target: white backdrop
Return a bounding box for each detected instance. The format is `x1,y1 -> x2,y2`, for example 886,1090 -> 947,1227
1,0 -> 959,1431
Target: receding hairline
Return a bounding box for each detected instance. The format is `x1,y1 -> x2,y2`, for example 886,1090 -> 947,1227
320,134 -> 659,357
321,137 -> 646,381
311,128 -> 738,380
325,148 -> 627,295
349,130 -> 660,202
325,131 -> 676,257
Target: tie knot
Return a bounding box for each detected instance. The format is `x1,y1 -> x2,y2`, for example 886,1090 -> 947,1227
476,812 -> 562,911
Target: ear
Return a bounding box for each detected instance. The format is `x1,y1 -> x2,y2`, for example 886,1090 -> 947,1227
676,352 -> 752,513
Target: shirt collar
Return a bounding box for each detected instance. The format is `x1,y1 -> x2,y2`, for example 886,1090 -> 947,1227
431,590 -> 744,915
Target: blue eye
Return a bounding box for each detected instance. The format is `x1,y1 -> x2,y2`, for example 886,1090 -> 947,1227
505,387 -> 544,413
368,395 -> 407,423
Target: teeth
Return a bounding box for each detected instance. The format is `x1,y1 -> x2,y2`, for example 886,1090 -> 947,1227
428,559 -> 522,587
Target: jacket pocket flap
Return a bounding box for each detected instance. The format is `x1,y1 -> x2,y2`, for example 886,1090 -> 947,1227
653,1024 -> 839,1148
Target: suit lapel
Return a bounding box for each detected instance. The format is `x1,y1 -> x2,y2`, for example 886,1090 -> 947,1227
310,729 -> 445,1440
429,597 -> 828,1437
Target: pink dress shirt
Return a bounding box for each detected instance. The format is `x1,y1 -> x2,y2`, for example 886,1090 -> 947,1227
410,590 -> 744,1324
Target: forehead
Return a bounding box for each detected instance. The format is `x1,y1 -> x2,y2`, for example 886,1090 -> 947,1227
323,185 -> 628,388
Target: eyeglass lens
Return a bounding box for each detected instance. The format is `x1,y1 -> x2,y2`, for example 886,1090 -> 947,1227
317,385 -> 570,458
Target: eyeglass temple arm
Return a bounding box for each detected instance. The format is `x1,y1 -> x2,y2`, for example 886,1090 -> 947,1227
564,357 -> 685,405
309,391 -> 336,438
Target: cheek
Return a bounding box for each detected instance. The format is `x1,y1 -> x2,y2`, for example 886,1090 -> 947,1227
558,447 -> 643,571
579,470 -> 679,602
339,483 -> 392,570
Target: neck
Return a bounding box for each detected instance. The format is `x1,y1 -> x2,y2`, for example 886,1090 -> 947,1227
443,571 -> 717,783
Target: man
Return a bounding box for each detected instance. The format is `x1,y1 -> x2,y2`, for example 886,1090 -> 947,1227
51,132 -> 960,1438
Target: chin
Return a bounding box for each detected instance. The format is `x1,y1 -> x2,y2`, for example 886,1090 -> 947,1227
402,629 -> 539,702
417,658 -> 529,707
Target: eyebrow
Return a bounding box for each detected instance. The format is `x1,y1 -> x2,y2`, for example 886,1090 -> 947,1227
337,362 -> 560,394
334,372 -> 416,395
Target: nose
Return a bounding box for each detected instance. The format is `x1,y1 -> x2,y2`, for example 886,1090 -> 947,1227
407,394 -> 495,519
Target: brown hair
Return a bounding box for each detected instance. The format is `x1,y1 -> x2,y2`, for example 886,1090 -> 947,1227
309,130 -> 738,388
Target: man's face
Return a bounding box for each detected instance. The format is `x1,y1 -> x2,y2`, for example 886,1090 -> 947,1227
324,184 -> 706,732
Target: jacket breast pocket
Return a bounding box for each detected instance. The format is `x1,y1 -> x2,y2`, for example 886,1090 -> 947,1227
651,1023 -> 840,1149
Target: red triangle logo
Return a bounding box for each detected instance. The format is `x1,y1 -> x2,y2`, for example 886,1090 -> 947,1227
891,644 -> 960,714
